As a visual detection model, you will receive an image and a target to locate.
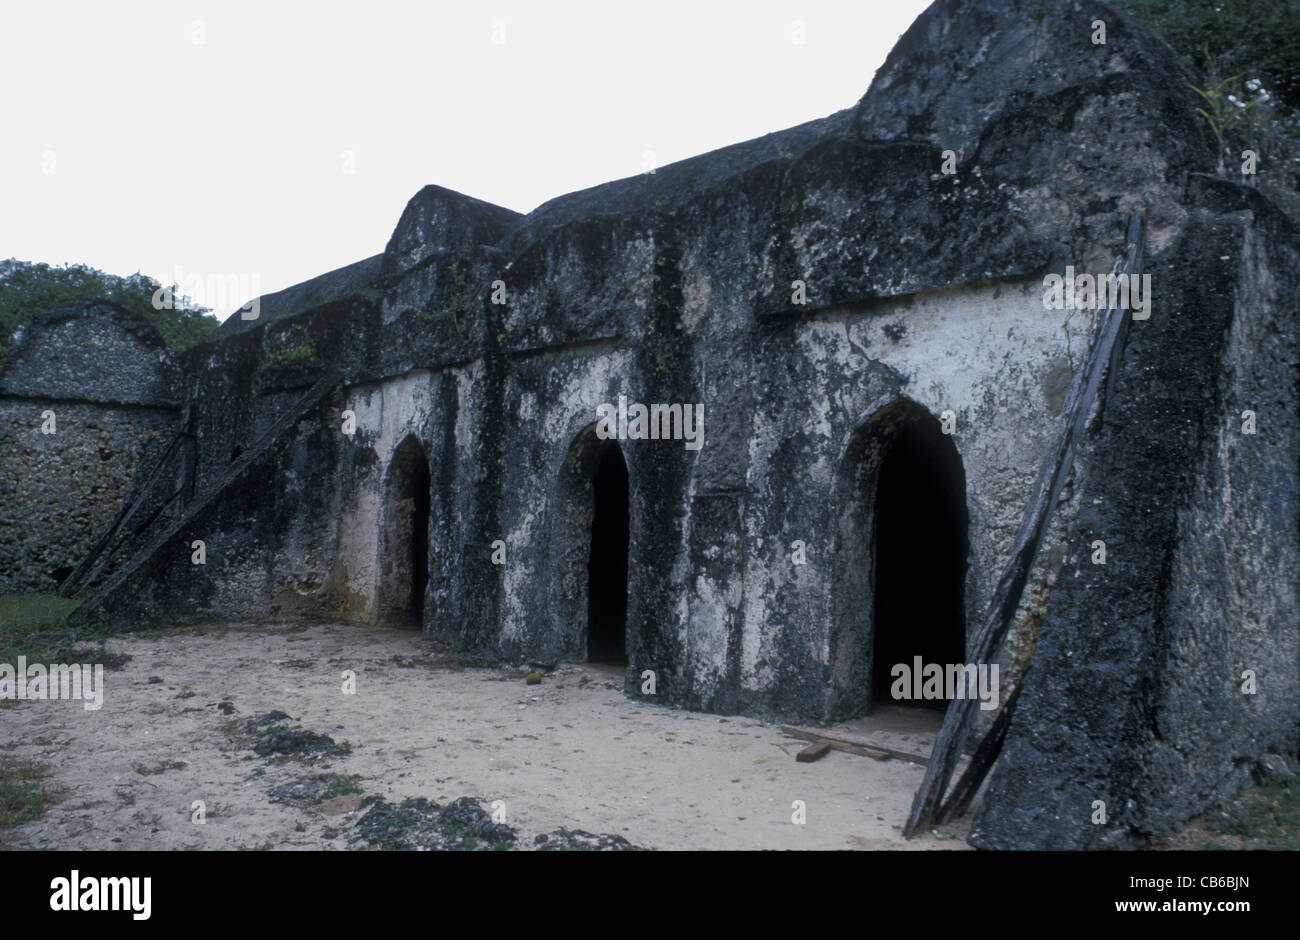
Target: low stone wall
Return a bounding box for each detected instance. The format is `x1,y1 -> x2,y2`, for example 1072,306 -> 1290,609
0,298 -> 180,594
0,398 -> 175,592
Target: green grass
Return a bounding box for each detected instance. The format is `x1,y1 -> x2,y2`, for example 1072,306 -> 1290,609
1157,774 -> 1300,850
1209,778 -> 1300,850
0,756 -> 59,831
0,593 -> 84,666
0,594 -> 129,684
440,818 -> 479,850
313,773 -> 363,804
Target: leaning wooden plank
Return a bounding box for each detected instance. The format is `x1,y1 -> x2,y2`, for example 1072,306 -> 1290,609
66,404 -> 201,596
60,428 -> 186,596
779,726 -> 929,766
934,683 -> 1022,824
796,741 -> 832,762
903,215 -> 1146,837
72,487 -> 184,594
68,371 -> 341,625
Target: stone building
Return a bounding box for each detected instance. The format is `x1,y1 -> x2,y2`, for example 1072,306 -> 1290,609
0,300 -> 179,592
27,0 -> 1300,849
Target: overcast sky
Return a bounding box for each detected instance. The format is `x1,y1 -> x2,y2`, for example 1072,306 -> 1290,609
1,0 -> 932,321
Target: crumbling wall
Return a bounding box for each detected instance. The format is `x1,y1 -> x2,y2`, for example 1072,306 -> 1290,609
972,184 -> 1300,849
0,300 -> 178,592
61,0 -> 1299,853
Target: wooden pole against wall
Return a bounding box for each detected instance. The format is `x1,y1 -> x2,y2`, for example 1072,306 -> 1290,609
903,214 -> 1147,838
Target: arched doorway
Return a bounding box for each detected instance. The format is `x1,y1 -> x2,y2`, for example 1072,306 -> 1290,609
828,398 -> 969,718
870,417 -> 968,708
587,441 -> 629,663
379,434 -> 431,627
555,426 -> 631,664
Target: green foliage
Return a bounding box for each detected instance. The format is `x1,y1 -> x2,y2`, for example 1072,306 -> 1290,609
0,258 -> 218,368
1116,0 -> 1300,209
1189,75 -> 1260,173
264,340 -> 317,365
0,593 -> 129,684
263,322 -> 318,365
312,773 -> 363,803
1114,0 -> 1300,115
417,260 -> 472,334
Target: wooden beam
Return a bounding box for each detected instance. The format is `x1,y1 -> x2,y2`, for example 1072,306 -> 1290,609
60,428 -> 186,596
780,726 -> 929,766
903,215 -> 1147,837
796,741 -> 832,762
935,683 -> 1022,824
69,371 -> 342,625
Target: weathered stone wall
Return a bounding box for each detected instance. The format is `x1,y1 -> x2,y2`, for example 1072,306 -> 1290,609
1,302 -> 178,408
971,183 -> 1300,850
0,399 -> 175,592
81,392 -> 348,627
118,268 -> 1093,726
0,300 -> 179,592
64,0 -> 1299,851
474,278 -> 1090,721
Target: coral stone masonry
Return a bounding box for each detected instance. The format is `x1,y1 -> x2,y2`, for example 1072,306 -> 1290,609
4,0 -> 1297,850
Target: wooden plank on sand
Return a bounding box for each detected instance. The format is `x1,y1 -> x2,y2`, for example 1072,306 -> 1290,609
780,726 -> 929,766
796,741 -> 832,762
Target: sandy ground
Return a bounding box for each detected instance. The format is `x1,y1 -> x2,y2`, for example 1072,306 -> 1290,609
0,622 -> 971,850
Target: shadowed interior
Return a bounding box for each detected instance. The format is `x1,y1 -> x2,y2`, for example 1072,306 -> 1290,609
587,441 -> 629,664
384,436 -> 431,628
871,419 -> 968,708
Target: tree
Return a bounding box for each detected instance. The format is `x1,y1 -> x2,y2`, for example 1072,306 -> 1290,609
0,259 -> 218,367
1117,0 -> 1300,213
1114,0 -> 1300,116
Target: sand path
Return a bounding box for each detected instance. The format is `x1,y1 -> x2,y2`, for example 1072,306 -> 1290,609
1,622 -> 970,850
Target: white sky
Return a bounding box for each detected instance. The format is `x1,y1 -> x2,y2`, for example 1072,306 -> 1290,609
0,0 -> 932,320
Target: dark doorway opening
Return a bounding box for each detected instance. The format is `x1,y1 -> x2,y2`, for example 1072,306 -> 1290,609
587,442 -> 629,664
408,457 -> 431,623
383,435 -> 431,628
871,419 -> 968,708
